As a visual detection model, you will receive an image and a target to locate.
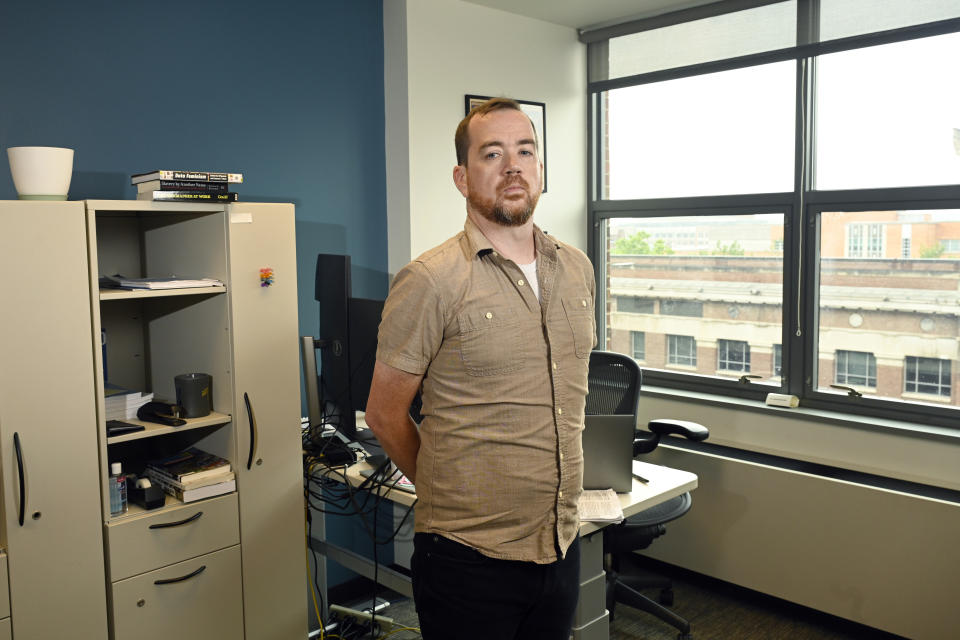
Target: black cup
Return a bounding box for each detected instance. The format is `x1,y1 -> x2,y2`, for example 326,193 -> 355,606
174,373 -> 212,418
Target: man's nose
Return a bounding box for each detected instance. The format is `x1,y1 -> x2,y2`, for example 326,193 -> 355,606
504,151 -> 523,174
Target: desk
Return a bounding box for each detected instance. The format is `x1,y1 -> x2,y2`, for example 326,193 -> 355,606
315,459 -> 697,639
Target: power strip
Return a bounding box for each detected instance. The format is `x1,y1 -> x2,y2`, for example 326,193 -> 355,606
328,604 -> 397,633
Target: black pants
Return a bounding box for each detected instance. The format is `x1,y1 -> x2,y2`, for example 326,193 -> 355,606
411,532 -> 581,640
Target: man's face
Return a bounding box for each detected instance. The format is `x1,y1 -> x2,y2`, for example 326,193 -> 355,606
454,109 -> 543,227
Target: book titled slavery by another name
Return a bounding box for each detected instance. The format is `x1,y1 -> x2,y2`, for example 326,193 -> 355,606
136,179 -> 230,193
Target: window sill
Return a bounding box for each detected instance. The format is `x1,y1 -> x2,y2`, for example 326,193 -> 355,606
639,383 -> 960,444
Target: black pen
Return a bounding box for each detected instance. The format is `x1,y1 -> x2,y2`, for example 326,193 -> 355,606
633,472 -> 649,484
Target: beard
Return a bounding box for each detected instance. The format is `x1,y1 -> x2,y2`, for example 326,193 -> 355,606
468,176 -> 540,228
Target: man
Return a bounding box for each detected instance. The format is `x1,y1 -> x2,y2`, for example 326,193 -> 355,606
365,97 -> 595,639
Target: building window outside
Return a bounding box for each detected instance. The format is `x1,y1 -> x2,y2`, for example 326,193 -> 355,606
660,299 -> 704,317
616,296 -> 655,314
631,331 -> 645,360
668,335 -> 697,366
905,356 -> 951,397
718,339 -> 751,372
847,223 -> 884,258
835,350 -> 877,388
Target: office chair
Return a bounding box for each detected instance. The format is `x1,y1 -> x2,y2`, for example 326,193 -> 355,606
586,350 -> 709,640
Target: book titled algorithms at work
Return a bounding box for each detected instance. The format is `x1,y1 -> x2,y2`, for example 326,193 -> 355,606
137,191 -> 239,202
131,170 -> 243,184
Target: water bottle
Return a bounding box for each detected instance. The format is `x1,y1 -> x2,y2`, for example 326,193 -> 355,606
110,462 -> 127,515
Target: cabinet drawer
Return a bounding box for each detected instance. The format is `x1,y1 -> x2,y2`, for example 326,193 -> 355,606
106,493 -> 239,581
110,545 -> 243,640
0,552 -> 8,619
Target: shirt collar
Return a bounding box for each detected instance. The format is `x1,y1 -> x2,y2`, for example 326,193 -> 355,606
463,217 -> 560,261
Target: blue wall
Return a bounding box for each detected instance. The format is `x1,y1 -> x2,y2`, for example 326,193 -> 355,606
0,0 -> 390,327
0,0 -> 389,593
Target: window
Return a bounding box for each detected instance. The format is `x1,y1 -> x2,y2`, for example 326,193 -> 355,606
846,223 -> 884,257
631,331 -> 646,360
660,300 -> 704,318
587,0 -> 960,429
616,296 -> 655,314
905,357 -> 952,397
835,350 -> 877,388
668,335 -> 697,367
718,340 -> 751,373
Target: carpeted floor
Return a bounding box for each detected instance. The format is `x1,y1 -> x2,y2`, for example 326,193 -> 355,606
331,558 -> 906,640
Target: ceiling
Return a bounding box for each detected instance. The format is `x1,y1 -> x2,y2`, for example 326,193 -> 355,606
461,0 -> 718,31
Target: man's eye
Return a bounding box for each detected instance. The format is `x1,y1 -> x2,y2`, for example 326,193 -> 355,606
485,151 -> 501,159
520,149 -> 534,156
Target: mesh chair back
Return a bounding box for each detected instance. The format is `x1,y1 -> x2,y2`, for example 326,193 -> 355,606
585,351 -> 642,417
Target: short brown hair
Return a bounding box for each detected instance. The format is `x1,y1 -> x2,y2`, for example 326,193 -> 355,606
455,97 -> 538,166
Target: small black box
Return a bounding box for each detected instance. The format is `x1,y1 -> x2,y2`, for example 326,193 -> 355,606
127,476 -> 166,510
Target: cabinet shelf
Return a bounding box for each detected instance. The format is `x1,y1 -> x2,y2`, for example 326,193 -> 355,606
106,411 -> 232,444
99,286 -> 226,301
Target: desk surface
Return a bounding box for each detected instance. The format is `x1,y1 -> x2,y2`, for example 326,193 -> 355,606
342,458 -> 698,533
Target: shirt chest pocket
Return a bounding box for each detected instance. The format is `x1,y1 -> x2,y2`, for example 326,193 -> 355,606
457,306 -> 523,376
561,296 -> 594,359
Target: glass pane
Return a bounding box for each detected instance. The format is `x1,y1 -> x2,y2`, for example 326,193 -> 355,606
818,209 -> 960,407
605,213 -> 784,383
820,0 -> 960,42
815,33 -> 960,190
604,62 -> 795,199
606,1 -> 796,80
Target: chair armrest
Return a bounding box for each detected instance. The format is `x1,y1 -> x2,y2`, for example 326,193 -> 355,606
647,418 -> 709,442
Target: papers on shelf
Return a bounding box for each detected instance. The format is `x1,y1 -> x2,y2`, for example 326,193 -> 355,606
100,274 -> 224,290
578,488 -> 624,524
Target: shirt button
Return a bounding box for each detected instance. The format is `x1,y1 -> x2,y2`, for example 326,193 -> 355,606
556,407 -> 562,415
485,312 -> 493,319
581,299 -> 587,307
558,491 -> 563,498
518,279 -> 525,286
559,452 -> 564,461
552,362 -> 557,370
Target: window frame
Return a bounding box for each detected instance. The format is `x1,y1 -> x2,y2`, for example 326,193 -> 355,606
586,2 -> 960,429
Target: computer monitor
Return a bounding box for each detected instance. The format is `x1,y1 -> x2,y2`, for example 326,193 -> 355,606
304,253 -> 383,443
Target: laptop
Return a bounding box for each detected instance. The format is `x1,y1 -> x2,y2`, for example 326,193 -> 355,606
581,414 -> 636,492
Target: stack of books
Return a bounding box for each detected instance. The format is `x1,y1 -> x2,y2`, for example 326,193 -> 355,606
144,447 -> 236,503
104,385 -> 154,421
132,169 -> 243,203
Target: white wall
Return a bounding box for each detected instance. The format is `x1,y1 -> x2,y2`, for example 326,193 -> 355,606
384,0 -> 587,275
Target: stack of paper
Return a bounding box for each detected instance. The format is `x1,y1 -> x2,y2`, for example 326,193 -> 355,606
101,275 -> 224,290
578,488 -> 625,523
104,386 -> 154,420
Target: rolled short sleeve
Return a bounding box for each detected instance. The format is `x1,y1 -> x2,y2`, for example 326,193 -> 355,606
376,261 -> 445,375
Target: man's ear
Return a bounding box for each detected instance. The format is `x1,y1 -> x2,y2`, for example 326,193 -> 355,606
453,164 -> 469,198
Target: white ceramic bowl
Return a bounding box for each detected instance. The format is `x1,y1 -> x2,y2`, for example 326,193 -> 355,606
7,146 -> 74,200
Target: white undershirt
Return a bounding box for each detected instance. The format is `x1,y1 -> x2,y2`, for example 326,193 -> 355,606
518,259 -> 540,301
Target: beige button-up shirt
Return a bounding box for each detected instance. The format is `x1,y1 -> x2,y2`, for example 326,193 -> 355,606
376,218 -> 596,563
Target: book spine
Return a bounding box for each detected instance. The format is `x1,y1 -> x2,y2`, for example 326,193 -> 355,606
145,472 -> 185,500
139,191 -> 238,202
131,171 -> 243,184
138,180 -> 229,193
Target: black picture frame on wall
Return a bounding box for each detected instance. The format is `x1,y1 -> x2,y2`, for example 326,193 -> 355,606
465,95 -> 547,193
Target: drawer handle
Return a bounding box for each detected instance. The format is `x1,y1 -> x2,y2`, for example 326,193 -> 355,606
148,511 -> 203,529
154,565 -> 206,585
